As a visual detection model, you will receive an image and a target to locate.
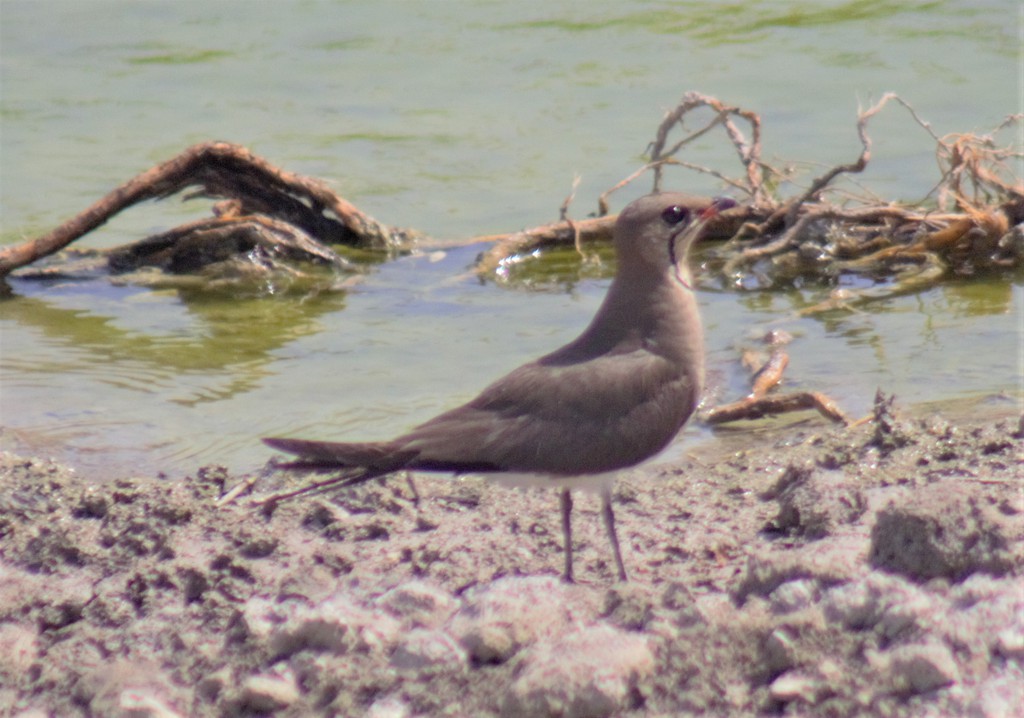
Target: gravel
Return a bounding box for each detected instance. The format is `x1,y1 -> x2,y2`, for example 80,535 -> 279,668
1,402 -> 1021,716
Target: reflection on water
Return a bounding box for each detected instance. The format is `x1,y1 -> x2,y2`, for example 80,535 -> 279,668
2,277 -> 350,405
940,279 -> 1017,318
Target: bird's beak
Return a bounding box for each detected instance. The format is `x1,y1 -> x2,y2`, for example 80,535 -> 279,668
672,196 -> 737,250
699,196 -> 737,221
670,197 -> 738,289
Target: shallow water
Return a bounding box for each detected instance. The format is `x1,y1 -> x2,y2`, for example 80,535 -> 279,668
1,1 -> 1019,479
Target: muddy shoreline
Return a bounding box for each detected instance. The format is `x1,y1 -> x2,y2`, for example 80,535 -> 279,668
1,398 -> 1022,717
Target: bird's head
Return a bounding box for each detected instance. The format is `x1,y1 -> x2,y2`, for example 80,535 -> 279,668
614,192 -> 736,287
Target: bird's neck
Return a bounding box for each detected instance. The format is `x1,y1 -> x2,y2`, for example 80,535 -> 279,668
575,264 -> 704,361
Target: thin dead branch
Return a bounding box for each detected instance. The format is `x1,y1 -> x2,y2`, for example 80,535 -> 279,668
705,391 -> 849,425
648,91 -> 770,207
783,93 -> 892,227
470,214 -> 618,279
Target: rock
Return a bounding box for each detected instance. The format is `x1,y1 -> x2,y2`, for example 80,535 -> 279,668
87,661 -> 186,718
768,464 -> 865,538
876,583 -> 934,640
269,591 -> 401,657
763,627 -> 798,674
945,573 -> 1024,661
821,576 -> 888,630
235,671 -> 300,713
733,542 -> 863,604
823,571 -> 937,637
375,580 -> 459,629
768,578 -> 819,614
965,673 -> 1024,718
236,595 -> 303,644
660,581 -> 704,627
951,572 -> 1017,605
885,641 -> 959,695
602,583 -> 655,630
501,624 -> 655,718
99,690 -> 185,718
870,483 -> 1013,581
390,628 -> 468,672
195,668 -> 231,705
0,622 -> 37,677
768,670 -> 820,704
996,625 -> 1024,659
11,709 -> 51,718
365,694 -> 412,718
447,576 -> 588,663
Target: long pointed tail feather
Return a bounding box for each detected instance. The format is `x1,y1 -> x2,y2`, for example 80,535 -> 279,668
262,437 -> 411,469
252,465 -> 390,505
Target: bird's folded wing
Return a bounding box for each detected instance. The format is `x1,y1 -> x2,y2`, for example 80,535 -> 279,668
396,347 -> 698,475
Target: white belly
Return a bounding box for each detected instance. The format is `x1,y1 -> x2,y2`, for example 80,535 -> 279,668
483,470 -> 619,493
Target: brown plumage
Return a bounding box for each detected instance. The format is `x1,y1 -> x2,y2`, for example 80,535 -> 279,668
264,192 -> 735,581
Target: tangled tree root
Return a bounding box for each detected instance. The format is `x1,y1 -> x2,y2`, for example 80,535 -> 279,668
485,92 -> 1021,303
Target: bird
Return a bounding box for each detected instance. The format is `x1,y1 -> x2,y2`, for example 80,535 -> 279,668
263,192 -> 735,582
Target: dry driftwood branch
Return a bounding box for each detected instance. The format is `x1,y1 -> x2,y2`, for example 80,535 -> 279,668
0,142 -> 418,277
593,92 -> 773,217
934,114 -> 1024,210
707,105 -> 1020,296
705,391 -> 849,425
597,157 -> 753,218
703,338 -> 849,426
465,205 -> 752,281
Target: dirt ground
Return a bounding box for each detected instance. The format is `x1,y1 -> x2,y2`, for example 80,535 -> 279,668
1,396 -> 1022,717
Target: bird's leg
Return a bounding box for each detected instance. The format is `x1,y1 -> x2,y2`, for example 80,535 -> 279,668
560,488 -> 574,583
403,472 -> 421,506
601,487 -> 628,582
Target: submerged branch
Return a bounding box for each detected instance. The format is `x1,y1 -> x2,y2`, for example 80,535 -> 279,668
0,142 -> 419,277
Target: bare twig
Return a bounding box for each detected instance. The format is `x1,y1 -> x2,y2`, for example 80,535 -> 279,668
470,214 -> 619,279
705,391 -> 849,425
780,93 -> 896,228
560,174 -> 589,259
748,350 -> 789,399
598,161 -> 665,216
646,91 -> 771,207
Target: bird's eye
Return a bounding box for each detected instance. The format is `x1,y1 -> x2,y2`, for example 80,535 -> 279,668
661,205 -> 690,225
